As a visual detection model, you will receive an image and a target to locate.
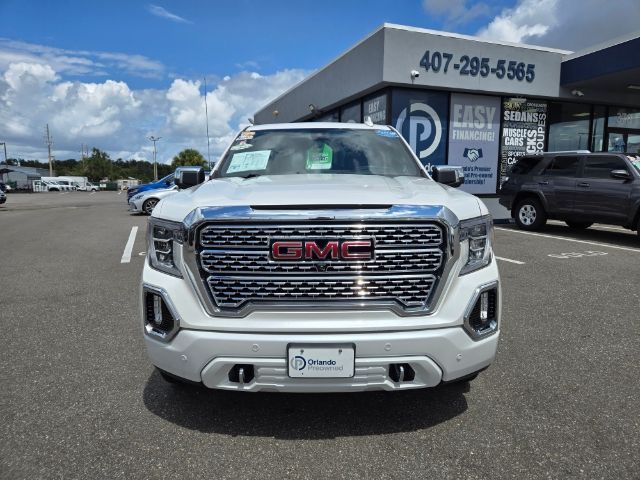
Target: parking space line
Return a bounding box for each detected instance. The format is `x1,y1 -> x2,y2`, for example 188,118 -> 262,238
120,226 -> 139,263
496,227 -> 640,253
495,256 -> 525,265
547,220 -> 630,233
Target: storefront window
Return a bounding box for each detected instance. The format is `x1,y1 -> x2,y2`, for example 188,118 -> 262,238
608,107 -> 640,130
591,105 -> 606,152
314,110 -> 339,122
547,102 -> 591,151
607,107 -> 640,154
340,101 -> 362,123
391,88 -> 449,169
362,93 -> 387,125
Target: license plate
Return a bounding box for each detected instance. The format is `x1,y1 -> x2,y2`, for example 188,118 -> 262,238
287,344 -> 355,378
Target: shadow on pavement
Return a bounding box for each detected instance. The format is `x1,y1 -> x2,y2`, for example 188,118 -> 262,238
143,370 -> 469,439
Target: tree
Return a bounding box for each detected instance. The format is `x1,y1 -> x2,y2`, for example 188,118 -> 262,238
171,149 -> 207,169
81,148 -> 113,181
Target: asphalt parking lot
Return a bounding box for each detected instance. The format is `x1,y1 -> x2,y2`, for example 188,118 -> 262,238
0,192 -> 638,479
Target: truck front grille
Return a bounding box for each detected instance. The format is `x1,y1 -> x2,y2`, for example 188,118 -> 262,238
196,222 -> 447,313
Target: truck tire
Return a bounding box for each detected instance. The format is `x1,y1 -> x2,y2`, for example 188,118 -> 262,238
143,198 -> 158,215
514,197 -> 547,231
565,221 -> 593,230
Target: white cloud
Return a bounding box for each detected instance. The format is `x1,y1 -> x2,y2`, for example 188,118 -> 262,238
477,0 -> 640,50
423,0 -> 491,25
0,38 -> 165,79
0,57 -> 308,165
146,4 -> 192,24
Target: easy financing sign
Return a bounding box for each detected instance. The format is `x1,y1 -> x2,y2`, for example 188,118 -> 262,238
448,93 -> 500,194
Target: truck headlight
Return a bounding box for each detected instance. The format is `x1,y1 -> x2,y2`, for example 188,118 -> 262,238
147,218 -> 184,277
459,215 -> 493,275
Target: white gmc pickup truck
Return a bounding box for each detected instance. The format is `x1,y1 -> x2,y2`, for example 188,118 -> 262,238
142,123 -> 500,392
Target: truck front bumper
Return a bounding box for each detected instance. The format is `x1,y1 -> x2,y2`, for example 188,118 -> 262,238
145,326 -> 499,392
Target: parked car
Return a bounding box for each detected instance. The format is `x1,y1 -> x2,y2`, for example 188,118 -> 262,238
128,185 -> 179,215
0,182 -> 11,193
127,173 -> 174,201
0,190 -> 6,204
75,181 -> 99,192
500,152 -> 640,237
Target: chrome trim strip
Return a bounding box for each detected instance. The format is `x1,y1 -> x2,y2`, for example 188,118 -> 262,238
181,205 -> 460,318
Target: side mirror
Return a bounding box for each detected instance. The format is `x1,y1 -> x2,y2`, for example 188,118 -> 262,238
432,166 -> 464,187
174,166 -> 205,189
610,169 -> 631,180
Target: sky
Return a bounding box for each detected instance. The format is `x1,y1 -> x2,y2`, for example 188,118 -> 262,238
1,0 -> 638,165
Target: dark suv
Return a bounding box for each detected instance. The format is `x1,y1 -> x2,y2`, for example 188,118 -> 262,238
500,152 -> 640,237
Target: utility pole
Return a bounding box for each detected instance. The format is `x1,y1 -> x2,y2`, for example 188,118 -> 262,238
44,124 -> 53,176
148,136 -> 161,181
203,76 -> 212,169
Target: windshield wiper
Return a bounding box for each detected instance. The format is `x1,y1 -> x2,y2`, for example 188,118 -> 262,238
239,173 -> 261,180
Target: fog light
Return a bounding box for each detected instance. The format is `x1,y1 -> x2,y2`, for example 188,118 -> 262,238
153,295 -> 163,325
480,291 -> 489,321
143,287 -> 180,342
464,285 -> 498,340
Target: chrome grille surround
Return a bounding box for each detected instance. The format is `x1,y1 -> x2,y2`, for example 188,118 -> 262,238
182,205 -> 460,318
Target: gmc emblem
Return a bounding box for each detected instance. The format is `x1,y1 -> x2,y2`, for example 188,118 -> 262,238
270,239 -> 373,262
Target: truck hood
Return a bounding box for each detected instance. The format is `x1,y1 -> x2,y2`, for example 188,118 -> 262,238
153,174 -> 485,222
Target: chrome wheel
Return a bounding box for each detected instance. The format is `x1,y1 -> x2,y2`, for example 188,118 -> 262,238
143,198 -> 158,215
518,204 -> 537,226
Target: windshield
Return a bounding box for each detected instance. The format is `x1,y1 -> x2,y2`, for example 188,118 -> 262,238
215,128 -> 424,178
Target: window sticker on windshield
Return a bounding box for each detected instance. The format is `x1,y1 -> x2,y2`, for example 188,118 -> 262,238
376,130 -> 398,138
229,142 -> 252,151
236,131 -> 255,141
227,150 -> 271,173
306,144 -> 333,170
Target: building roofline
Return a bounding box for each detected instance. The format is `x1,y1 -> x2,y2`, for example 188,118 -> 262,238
256,22 -> 574,117
382,23 -> 573,55
564,29 -> 640,60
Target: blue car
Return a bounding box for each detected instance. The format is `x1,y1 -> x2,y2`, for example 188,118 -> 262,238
127,173 -> 174,201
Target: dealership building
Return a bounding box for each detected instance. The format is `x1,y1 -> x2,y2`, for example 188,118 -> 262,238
255,24 -> 640,217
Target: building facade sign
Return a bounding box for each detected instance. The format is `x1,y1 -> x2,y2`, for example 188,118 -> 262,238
392,89 -> 448,170
383,28 -> 564,98
448,93 -> 500,194
499,98 -> 548,183
363,93 -> 387,125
